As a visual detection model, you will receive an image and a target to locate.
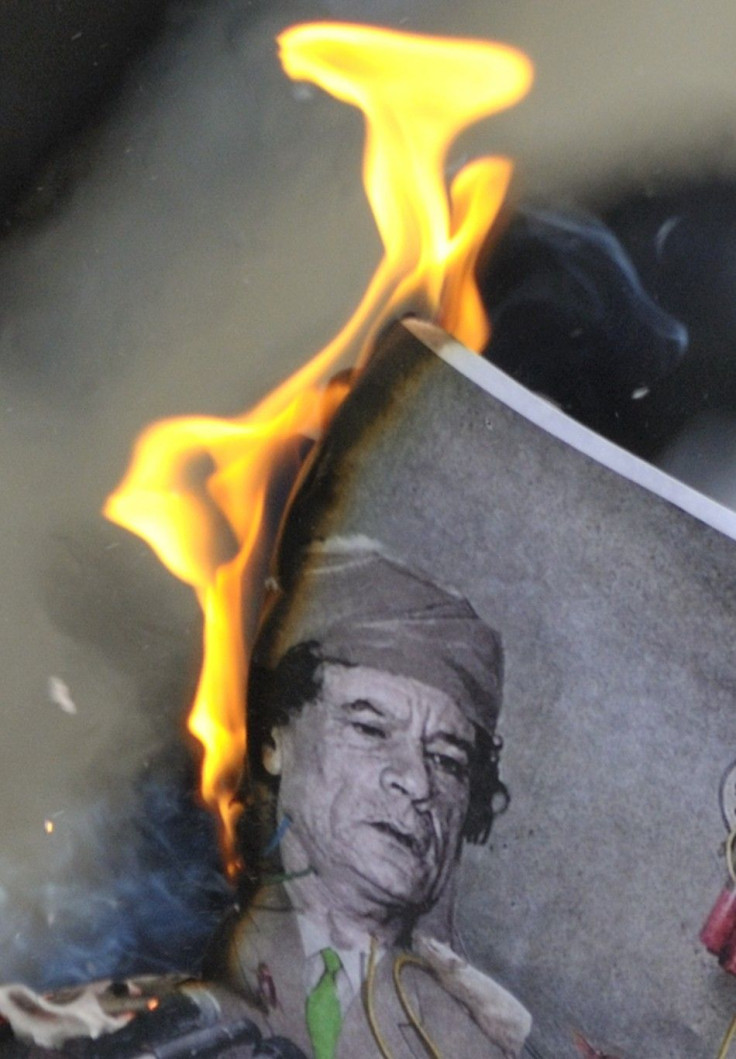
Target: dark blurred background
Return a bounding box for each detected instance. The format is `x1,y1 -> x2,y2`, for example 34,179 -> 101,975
0,0 -> 169,229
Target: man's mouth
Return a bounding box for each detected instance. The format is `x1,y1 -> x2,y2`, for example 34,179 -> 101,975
370,821 -> 428,857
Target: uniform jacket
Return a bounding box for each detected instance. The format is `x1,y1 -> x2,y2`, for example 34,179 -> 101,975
212,885 -> 531,1059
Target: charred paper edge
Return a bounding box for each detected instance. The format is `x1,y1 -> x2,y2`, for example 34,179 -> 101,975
404,317 -> 736,546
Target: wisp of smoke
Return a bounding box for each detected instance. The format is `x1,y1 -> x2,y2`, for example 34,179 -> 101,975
480,206 -> 688,439
0,762 -> 233,990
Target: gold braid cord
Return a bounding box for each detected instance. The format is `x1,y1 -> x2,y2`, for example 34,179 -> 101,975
364,939 -> 394,1059
364,937 -> 443,1059
392,954 -> 443,1059
718,1015 -> 736,1059
367,927 -> 736,1059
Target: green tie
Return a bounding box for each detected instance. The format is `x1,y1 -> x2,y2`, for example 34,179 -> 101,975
305,947 -> 343,1059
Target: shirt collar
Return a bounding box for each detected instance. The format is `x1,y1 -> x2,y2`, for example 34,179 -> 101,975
294,912 -> 372,999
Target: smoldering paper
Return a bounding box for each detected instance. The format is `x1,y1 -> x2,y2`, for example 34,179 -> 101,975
279,319 -> 736,1059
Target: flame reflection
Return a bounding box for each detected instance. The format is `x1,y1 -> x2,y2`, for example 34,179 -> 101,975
104,22 -> 533,873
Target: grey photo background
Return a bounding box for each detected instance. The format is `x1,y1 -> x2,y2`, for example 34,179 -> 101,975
286,324 -> 736,1059
2,0 -> 736,1017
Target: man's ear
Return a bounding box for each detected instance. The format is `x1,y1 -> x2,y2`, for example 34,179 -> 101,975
262,727 -> 283,777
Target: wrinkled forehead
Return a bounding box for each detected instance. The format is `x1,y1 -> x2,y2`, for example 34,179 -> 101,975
317,661 -> 477,742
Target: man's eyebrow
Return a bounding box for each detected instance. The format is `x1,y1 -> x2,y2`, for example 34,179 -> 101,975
427,732 -> 474,756
342,699 -> 385,717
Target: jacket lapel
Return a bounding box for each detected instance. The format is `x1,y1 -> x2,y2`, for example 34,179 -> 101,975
337,950 -> 431,1059
224,884 -> 313,1056
220,887 -> 526,1059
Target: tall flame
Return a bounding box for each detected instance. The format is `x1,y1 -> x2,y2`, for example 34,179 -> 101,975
104,23 -> 533,873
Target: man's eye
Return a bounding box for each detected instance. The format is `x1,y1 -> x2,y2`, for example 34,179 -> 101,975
427,752 -> 468,780
352,721 -> 386,739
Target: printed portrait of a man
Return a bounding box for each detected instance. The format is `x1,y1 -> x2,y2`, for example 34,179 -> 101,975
0,535 -> 530,1059
206,536 -> 531,1059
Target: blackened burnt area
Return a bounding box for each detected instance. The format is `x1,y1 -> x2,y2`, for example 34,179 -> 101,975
478,181 -> 736,463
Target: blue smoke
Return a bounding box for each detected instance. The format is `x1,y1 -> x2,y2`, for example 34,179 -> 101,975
480,205 -> 689,438
0,764 -> 233,990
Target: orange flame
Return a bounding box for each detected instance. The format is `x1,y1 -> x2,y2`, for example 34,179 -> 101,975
104,22 -> 533,874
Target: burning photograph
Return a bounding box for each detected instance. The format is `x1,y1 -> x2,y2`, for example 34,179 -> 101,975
3,2 -> 736,1058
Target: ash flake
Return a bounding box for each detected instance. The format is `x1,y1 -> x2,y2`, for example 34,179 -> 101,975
48,676 -> 77,715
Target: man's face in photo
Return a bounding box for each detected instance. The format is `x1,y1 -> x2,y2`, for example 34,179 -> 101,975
267,662 -> 475,912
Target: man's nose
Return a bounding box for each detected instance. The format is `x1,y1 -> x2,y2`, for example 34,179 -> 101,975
380,745 -> 431,802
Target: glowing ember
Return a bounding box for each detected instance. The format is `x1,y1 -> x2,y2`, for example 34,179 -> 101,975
104,22 -> 533,874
